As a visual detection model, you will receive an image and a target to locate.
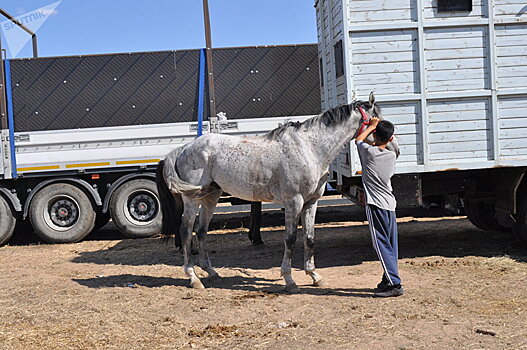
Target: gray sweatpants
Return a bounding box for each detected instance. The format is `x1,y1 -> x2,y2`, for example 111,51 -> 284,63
365,204 -> 401,286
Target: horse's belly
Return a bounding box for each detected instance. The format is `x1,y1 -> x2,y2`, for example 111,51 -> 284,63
218,179 -> 278,203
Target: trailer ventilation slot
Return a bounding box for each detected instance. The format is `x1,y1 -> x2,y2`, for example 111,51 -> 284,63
334,40 -> 344,78
438,0 -> 472,12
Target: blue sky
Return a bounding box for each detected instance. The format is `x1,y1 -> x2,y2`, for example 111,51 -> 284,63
0,0 -> 318,58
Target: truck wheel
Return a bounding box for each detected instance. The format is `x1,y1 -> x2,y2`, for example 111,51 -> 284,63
110,179 -> 161,238
0,196 -> 16,246
464,200 -> 507,232
29,184 -> 96,243
513,190 -> 527,242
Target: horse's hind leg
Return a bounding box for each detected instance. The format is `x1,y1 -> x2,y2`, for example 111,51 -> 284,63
281,196 -> 304,293
302,200 -> 326,287
180,198 -> 203,289
196,189 -> 223,281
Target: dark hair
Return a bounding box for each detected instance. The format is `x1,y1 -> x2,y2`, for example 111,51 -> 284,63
375,120 -> 394,144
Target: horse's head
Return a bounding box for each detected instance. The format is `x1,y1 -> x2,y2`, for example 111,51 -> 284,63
354,92 -> 382,138
355,92 -> 400,158
355,91 -> 382,120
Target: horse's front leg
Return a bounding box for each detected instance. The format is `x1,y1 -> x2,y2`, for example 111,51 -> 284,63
281,196 -> 303,293
181,199 -> 203,289
302,200 -> 327,287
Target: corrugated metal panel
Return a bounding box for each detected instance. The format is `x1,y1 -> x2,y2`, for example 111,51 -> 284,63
10,51 -> 200,132
9,45 -> 321,132
211,45 -> 320,120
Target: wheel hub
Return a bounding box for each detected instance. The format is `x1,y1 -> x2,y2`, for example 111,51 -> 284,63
129,194 -> 157,222
50,199 -> 78,227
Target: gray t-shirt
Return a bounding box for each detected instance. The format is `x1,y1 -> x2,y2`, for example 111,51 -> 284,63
356,141 -> 397,211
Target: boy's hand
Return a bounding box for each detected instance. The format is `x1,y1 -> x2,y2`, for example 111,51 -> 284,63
370,117 -> 380,128
356,116 -> 380,143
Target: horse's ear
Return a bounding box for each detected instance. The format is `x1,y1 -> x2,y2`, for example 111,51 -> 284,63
369,91 -> 375,108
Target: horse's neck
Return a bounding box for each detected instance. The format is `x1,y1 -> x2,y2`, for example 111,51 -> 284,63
303,113 -> 361,170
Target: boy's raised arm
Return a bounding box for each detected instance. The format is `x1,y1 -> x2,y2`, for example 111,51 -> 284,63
355,117 -> 380,144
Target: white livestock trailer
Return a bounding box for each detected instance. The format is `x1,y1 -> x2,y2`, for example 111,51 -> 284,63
315,0 -> 527,241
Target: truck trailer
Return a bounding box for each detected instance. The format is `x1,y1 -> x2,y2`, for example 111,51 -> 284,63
0,44 -> 321,245
315,0 -> 527,241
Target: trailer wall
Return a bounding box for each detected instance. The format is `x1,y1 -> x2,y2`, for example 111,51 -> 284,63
316,0 -> 527,179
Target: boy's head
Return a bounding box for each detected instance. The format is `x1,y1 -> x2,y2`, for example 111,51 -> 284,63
374,120 -> 394,145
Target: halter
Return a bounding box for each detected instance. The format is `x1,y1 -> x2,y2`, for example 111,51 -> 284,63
355,105 -> 371,138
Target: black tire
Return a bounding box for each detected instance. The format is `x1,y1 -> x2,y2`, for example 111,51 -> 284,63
110,179 -> 162,238
464,200 -> 508,232
29,183 -> 96,243
513,189 -> 527,243
0,196 -> 16,246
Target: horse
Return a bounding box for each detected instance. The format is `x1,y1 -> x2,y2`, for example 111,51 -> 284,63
155,92 -> 398,292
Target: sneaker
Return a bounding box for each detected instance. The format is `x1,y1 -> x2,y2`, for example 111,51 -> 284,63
375,275 -> 391,292
374,284 -> 404,298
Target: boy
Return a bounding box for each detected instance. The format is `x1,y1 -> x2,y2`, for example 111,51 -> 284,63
355,117 -> 403,297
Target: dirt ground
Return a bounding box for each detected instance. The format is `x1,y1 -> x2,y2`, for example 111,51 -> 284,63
1,204 -> 526,350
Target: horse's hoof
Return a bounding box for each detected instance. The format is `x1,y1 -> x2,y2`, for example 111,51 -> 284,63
283,283 -> 300,294
190,280 -> 205,289
313,279 -> 329,287
208,274 -> 222,283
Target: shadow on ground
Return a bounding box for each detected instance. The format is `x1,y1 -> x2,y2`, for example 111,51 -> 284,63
70,206 -> 527,271
72,272 -> 376,297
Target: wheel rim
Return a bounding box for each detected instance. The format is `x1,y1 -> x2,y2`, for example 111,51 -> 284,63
123,189 -> 159,226
43,195 -> 80,231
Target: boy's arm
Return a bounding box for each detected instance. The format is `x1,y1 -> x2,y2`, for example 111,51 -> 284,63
355,117 -> 380,144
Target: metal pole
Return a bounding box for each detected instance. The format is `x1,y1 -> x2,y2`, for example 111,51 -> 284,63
0,8 -> 39,58
202,0 -> 217,131
32,35 -> 38,58
0,34 -> 8,130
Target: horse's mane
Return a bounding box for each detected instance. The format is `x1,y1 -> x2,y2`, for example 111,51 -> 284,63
264,101 -> 381,140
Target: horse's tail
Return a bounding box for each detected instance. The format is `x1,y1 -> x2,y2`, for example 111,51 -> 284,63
156,147 -> 205,248
156,159 -> 182,247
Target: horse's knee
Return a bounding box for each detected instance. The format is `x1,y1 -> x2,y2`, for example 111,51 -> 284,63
285,235 -> 296,250
195,228 -> 207,240
305,235 -> 315,249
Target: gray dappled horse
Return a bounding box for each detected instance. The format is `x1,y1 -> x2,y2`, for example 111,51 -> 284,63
156,93 -> 398,292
